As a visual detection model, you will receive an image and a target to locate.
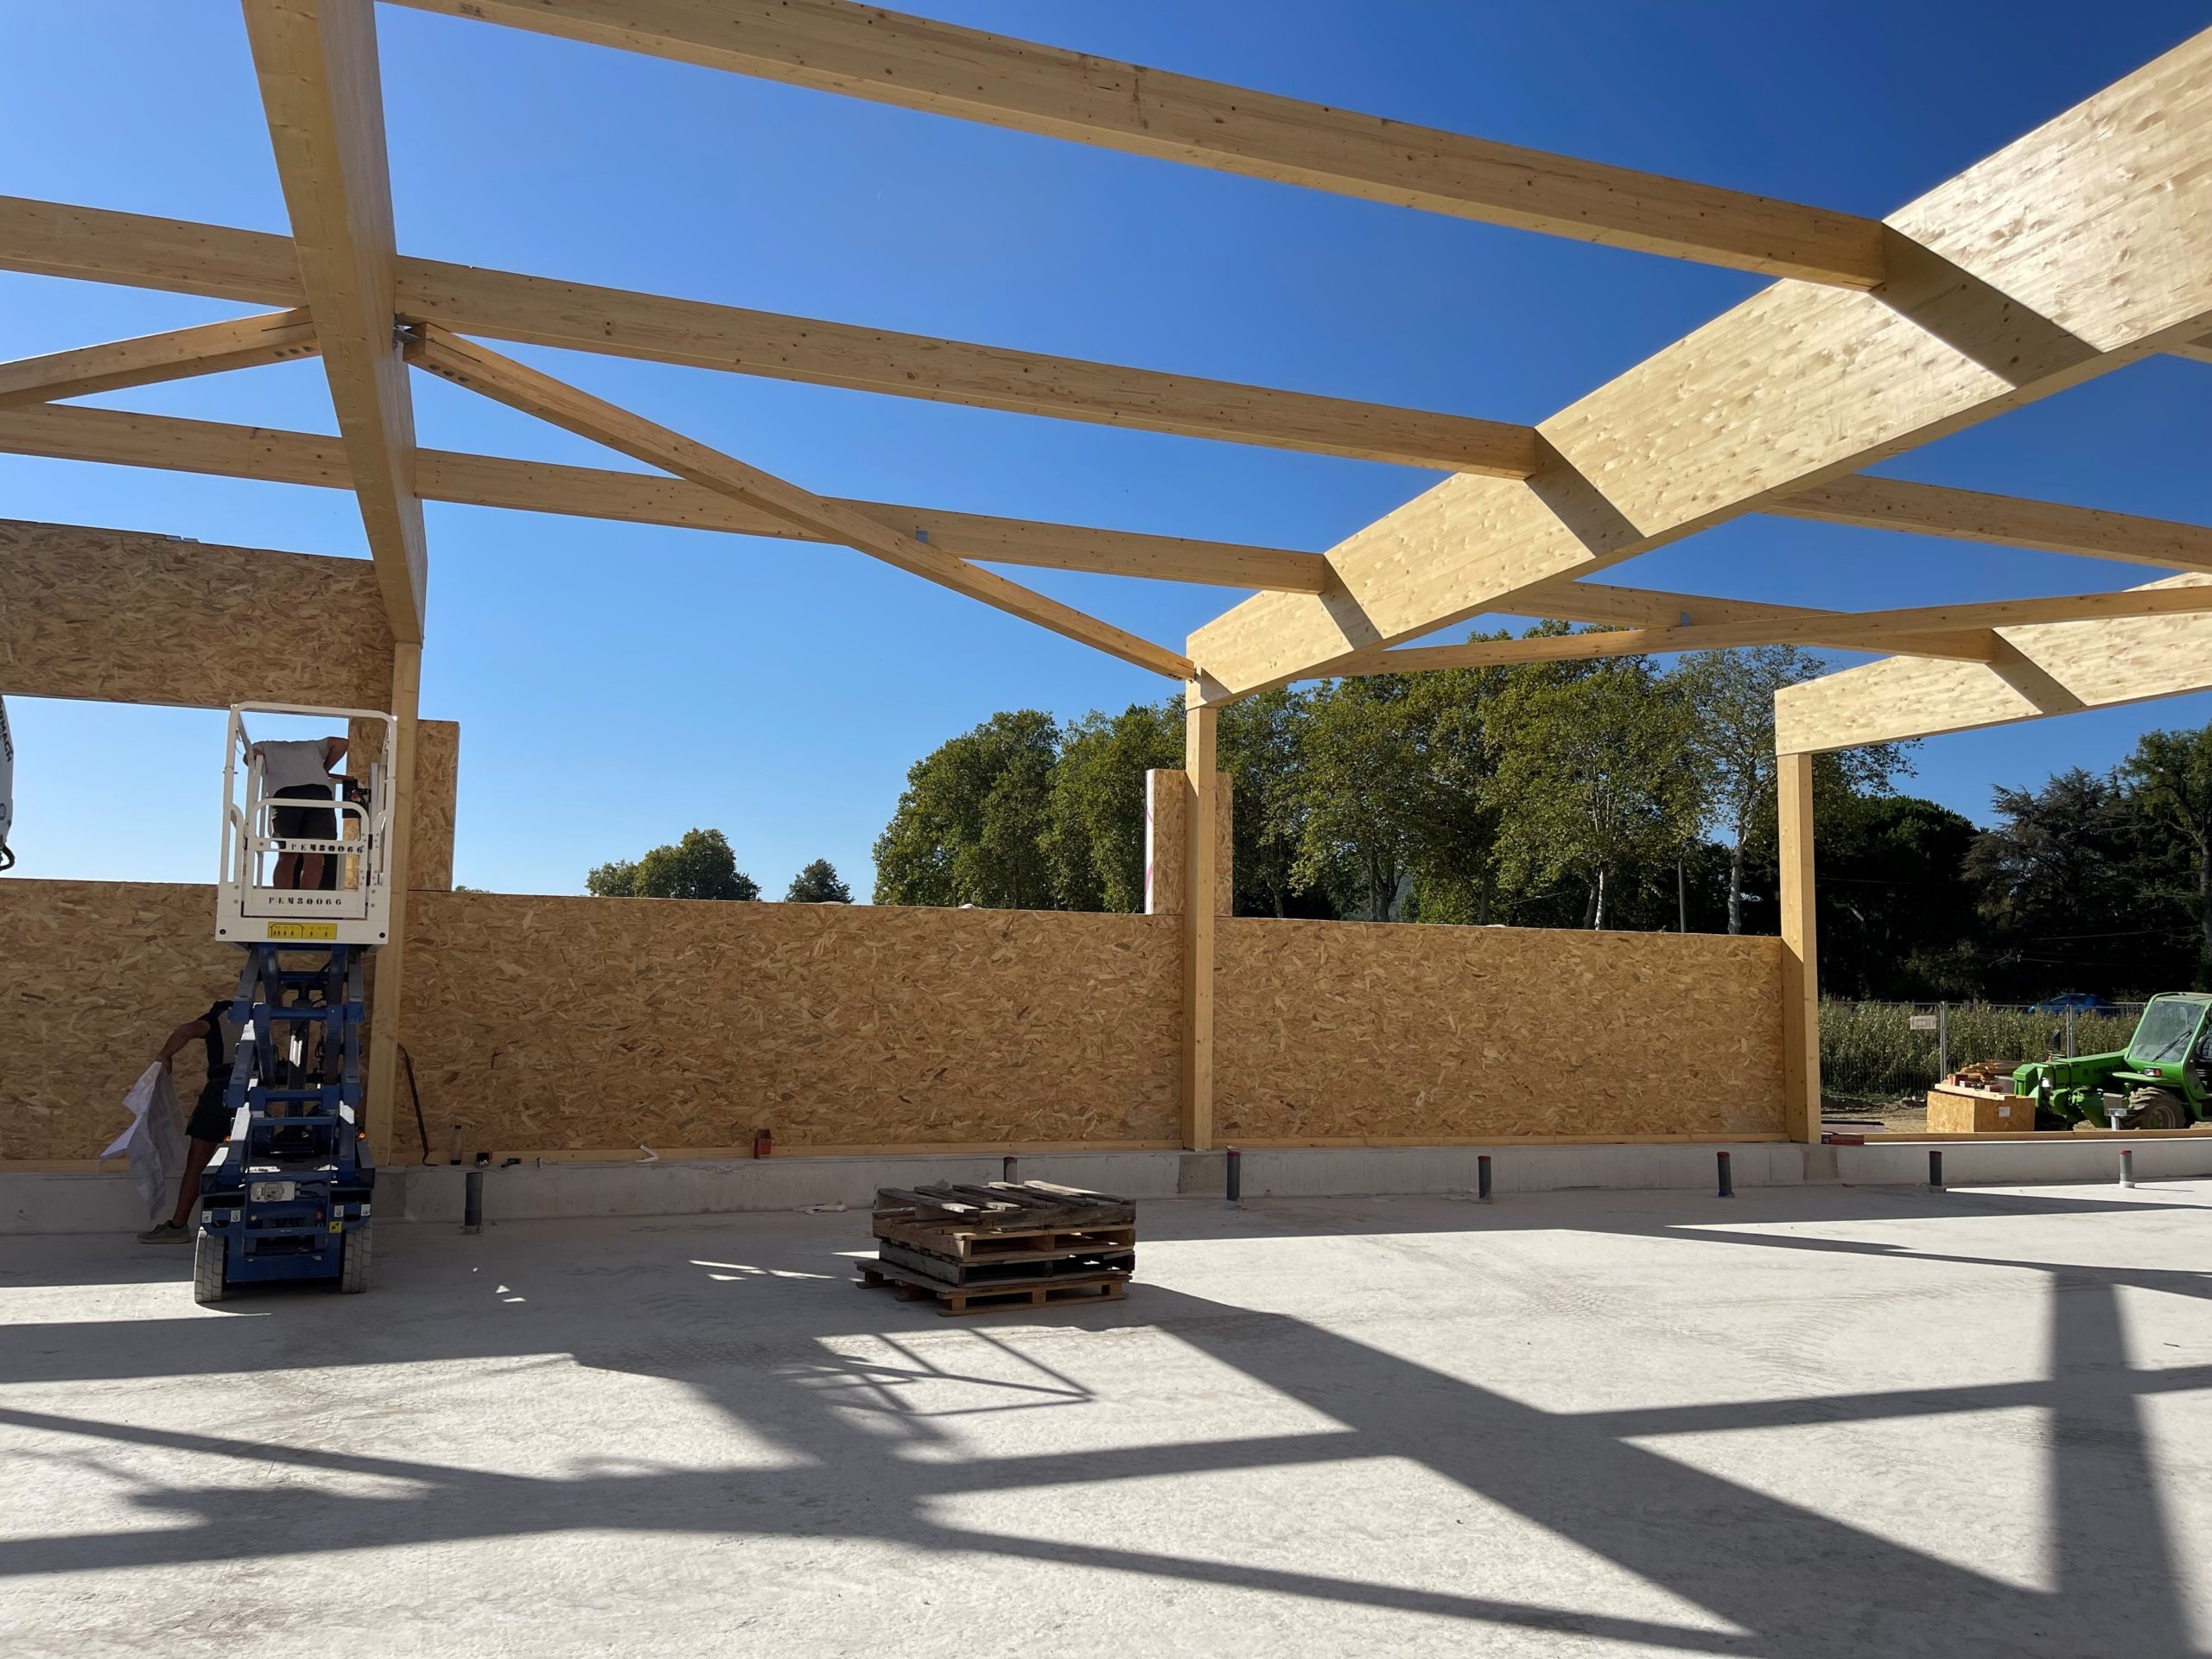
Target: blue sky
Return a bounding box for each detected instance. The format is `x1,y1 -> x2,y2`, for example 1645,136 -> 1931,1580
4,1 -> 2210,896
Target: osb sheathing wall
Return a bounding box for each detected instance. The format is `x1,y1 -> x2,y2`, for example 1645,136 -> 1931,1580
1215,918 -> 1787,1141
3,883 -> 1783,1161
411,721 -> 459,891
0,881 -> 238,1161
344,715 -> 457,889
1142,768 -> 1233,916
0,880 -> 1182,1158
0,518 -> 393,710
397,892 -> 1182,1153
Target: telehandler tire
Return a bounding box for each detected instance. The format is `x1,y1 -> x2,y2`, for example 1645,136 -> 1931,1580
2126,1087 -> 2190,1131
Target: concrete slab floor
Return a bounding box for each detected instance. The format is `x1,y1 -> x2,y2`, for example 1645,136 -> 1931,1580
5,1182 -> 2212,1659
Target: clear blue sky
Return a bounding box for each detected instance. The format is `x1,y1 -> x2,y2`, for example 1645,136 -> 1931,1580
5,1 -> 2210,895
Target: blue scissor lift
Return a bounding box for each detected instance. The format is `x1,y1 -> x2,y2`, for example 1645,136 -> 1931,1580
195,702 -> 397,1306
194,944 -> 375,1304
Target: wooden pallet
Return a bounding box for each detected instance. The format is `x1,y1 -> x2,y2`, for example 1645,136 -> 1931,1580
874,1216 -> 1137,1262
874,1237 -> 1135,1287
857,1257 -> 1128,1317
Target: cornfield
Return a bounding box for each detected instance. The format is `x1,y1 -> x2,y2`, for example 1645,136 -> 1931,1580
1819,1000 -> 2145,1101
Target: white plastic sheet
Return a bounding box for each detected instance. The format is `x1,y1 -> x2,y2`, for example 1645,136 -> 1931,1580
103,1063 -> 188,1217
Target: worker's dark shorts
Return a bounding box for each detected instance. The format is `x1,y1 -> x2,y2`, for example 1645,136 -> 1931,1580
186,1082 -> 235,1145
270,782 -> 336,842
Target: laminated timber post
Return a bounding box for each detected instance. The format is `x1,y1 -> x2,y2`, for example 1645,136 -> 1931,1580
245,0 -> 428,1169
1777,752 -> 1821,1145
1182,692 -> 1219,1151
369,643 -> 422,1168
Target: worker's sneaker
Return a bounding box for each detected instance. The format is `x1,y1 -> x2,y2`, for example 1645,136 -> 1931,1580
136,1220 -> 191,1244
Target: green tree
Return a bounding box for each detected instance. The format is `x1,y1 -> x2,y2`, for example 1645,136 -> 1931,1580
1966,768 -> 2130,997
1218,688 -> 1313,918
1488,654 -> 1699,929
1816,794 -> 1980,998
1671,645 -> 1910,933
2121,722 -> 2212,982
1400,664 -> 1510,925
872,710 -> 1060,908
1043,700 -> 1181,912
785,859 -> 852,903
1293,675 -> 1431,919
587,828 -> 759,900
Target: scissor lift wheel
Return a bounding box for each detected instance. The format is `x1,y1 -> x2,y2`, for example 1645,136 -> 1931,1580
340,1224 -> 373,1294
193,1231 -> 229,1306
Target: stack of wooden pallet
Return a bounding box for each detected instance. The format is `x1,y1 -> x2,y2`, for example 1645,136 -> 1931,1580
858,1179 -> 1136,1316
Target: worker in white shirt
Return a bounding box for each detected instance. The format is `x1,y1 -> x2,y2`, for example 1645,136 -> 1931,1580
251,734 -> 348,891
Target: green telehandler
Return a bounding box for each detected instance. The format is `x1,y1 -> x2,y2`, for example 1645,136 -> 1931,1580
2012,994 -> 2212,1128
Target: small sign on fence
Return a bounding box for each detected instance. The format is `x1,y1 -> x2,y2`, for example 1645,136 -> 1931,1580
1908,1014 -> 1940,1032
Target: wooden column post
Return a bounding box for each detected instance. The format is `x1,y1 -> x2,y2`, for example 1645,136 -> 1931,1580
1182,690 -> 1218,1152
365,640 -> 419,1169
1777,750 -> 1821,1143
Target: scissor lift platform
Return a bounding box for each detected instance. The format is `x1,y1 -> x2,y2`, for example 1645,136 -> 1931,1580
195,703 -> 393,1303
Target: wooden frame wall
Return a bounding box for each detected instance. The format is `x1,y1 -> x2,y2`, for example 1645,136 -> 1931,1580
3,6 -> 2209,1150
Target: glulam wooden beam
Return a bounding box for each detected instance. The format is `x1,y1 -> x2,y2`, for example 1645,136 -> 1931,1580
1773,475 -> 2212,575
1774,575 -> 2212,753
0,310 -> 317,410
1350,626 -> 1996,675
409,327 -> 1195,677
242,0 -> 427,642
0,196 -> 1533,474
0,194 -> 302,302
385,0 -> 1887,286
0,401 -> 1330,593
1345,584 -> 2212,676
1188,31 -> 2212,699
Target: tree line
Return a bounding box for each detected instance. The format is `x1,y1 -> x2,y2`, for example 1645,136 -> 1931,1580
587,830 -> 853,905
866,637 -> 2212,1001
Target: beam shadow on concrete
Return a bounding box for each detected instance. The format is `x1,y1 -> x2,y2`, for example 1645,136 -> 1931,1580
1,1187 -> 2207,1655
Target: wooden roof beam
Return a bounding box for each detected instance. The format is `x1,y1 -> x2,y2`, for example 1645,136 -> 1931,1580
242,0 -> 426,641
406,327 -> 1195,678
1344,584 -> 2212,676
1776,575 -> 2212,752
1351,626 -> 1993,676
0,401 -> 1329,593
1188,30 -> 2212,700
1773,474 -> 2212,575
385,0 -> 1887,287
0,196 -> 1534,475
0,309 -> 317,410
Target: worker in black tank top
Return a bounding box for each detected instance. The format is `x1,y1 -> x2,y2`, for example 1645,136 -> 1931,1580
136,995 -> 245,1245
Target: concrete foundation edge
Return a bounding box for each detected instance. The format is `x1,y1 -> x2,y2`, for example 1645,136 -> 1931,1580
10,1137 -> 2211,1235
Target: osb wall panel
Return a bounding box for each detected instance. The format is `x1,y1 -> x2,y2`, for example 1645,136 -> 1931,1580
397,893 -> 1182,1152
1142,769 -> 1233,915
410,720 -> 458,890
1216,918 -> 1786,1140
344,715 -> 457,889
0,518 -> 391,709
0,880 -> 237,1160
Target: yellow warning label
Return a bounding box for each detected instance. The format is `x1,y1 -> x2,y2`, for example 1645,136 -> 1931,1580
267,921 -> 339,942
328,1219 -> 344,1234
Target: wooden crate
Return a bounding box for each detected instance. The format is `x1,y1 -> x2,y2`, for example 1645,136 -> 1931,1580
1926,1086 -> 2037,1134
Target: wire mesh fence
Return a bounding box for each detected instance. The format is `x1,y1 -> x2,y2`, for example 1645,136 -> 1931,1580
1821,1000 -> 2147,1100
